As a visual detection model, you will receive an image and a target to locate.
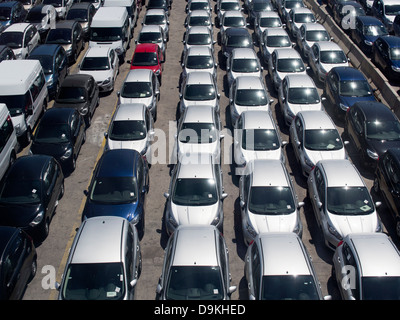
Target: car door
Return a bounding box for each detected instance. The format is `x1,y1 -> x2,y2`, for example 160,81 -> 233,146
347,106 -> 363,152
71,111 -> 85,159
309,166 -> 326,227
291,116 -> 303,163
310,44 -> 319,74
248,240 -> 262,299
43,159 -> 59,218
382,154 -> 400,217
325,72 -> 338,105
110,49 -> 118,81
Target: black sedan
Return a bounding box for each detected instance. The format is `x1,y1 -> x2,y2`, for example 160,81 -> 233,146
372,35 -> 400,82
30,108 -> 86,173
345,101 -> 400,169
0,155 -> 64,242
0,226 -> 37,300
53,74 -> 99,127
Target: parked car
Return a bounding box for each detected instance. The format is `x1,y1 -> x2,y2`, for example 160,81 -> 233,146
82,149 -> 149,235
135,25 -> 166,58
28,44 -> 69,99
146,0 -> 171,15
245,232 -> 328,300
0,23 -> 40,59
219,10 -> 247,41
104,103 -> 155,163
345,100 -> 400,168
351,16 -> 388,54
226,48 -> 262,86
260,27 -> 293,63
296,22 -> 330,59
80,0 -> 103,10
278,0 -> 305,23
371,0 -> 400,33
57,216 -> 142,300
156,225 -> 236,300
307,159 -> 382,250
24,4 -> 56,42
248,0 -> 273,26
78,46 -> 119,93
66,2 -> 96,40
289,110 -> 348,177
163,153 -> 227,235
184,9 -> 213,31
185,0 -> 211,14
142,8 -> 169,40
0,226 -> 37,300
216,0 -> 242,25
0,155 -> 64,241
117,69 -> 160,120
286,7 -> 316,39
42,0 -> 73,19
323,66 -> 376,118
181,46 -> 217,84
129,43 -> 164,85
182,25 -> 215,57
30,108 -> 86,173
234,110 -> 287,169
45,20 -> 84,64
0,45 -> 15,62
372,35 -> 400,81
333,1 -> 366,30
254,11 -> 284,44
394,14 -> 400,36
333,233 -> 400,300
221,27 -> 253,61
0,1 -> 27,31
53,74 -> 99,127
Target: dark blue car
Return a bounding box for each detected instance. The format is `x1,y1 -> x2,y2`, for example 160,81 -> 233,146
323,66 -> 376,118
0,1 -> 27,31
82,149 -> 149,237
28,44 -> 69,99
372,35 -> 400,82
351,16 -> 388,54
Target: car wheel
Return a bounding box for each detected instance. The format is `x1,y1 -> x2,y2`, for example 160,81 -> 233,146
28,257 -> 37,283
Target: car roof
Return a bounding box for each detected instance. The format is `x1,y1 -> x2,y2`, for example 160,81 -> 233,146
331,66 -> 367,81
183,105 -> 214,123
231,47 -> 257,59
186,71 -> 213,84
29,44 -> 61,56
84,46 -> 112,57
223,10 -> 244,17
347,233 -> 400,277
235,75 -> 264,89
258,232 -> 312,276
40,107 -> 75,125
188,9 -> 211,17
380,35 -> 400,47
172,225 -> 219,266
274,48 -> 301,58
96,149 -> 140,178
62,74 -> 92,87
242,110 -> 275,129
285,74 -> 316,87
298,110 -> 335,130
54,20 -> 77,29
356,15 -> 385,26
71,216 -> 128,264
140,25 -> 162,33
0,1 -> 19,8
3,23 -> 31,32
29,4 -> 55,11
354,101 -> 398,121
125,68 -> 153,82
69,2 -> 93,10
134,43 -> 159,53
251,159 -> 289,187
319,159 -> 364,187
113,103 -> 146,121
314,41 -> 343,51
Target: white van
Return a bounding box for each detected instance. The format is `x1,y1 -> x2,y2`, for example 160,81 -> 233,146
103,0 -> 138,30
0,60 -> 48,146
89,7 -> 132,60
0,104 -> 17,181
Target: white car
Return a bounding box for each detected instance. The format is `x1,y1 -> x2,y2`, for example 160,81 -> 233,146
308,41 -> 349,83
216,0 -> 243,24
260,27 -> 292,63
226,48 -> 263,86
229,76 -> 273,127
297,22 -> 331,58
278,74 -> 322,126
307,159 -> 382,250
289,110 -> 348,177
181,46 -> 217,84
254,11 -> 284,44
286,7 -> 316,39
104,103 -> 155,163
78,46 -> 119,93
268,48 -> 307,92
219,10 -> 248,40
234,110 -> 287,170
176,105 -> 223,164
182,26 -> 215,56
184,9 -> 213,31
0,23 -> 40,59
136,25 -> 167,58
239,159 -> 303,245
142,9 -> 170,41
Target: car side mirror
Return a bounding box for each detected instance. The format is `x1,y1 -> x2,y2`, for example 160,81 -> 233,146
298,201 -> 305,208
156,283 -> 163,294
163,192 -> 170,199
84,190 -> 89,196
228,286 -> 237,295
317,201 -> 323,208
375,201 -> 382,208
130,279 -> 138,287
221,192 -> 228,200
240,200 -> 245,208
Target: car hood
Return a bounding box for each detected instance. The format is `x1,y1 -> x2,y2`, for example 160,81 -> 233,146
30,141 -> 71,159
171,202 -> 219,225
367,138 -> 400,157
130,65 -> 160,74
339,94 -> 376,108
106,138 -> 147,154
83,201 -> 140,221
78,69 -> 112,82
249,211 -> 298,233
0,203 -> 42,228
305,148 -> 347,165
390,59 -> 400,68
329,212 -> 378,237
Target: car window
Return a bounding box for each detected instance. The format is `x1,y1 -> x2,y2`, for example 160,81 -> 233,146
342,242 -> 360,299
295,117 -> 303,143
250,242 -> 261,299
125,227 -> 134,282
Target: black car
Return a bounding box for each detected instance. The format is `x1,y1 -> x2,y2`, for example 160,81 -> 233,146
372,35 -> 400,82
0,155 -> 64,241
24,4 -> 56,42
53,74 -> 99,127
0,1 -> 27,31
30,108 -> 86,173
45,20 -> 84,64
0,226 -> 37,300
351,16 -> 388,54
345,101 -> 400,169
0,45 -> 15,62
221,27 -> 254,62
374,148 -> 400,237
66,2 -> 96,40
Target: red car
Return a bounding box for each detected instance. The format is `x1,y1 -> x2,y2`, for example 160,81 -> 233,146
130,43 -> 164,84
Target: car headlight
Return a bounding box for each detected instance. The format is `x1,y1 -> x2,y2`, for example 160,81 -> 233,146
375,219 -> 382,232
211,215 -> 220,226
391,65 -> 400,72
115,47 -> 123,55
245,221 -> 257,238
103,77 -> 111,85
168,215 -> 178,228
366,148 -> 378,160
364,40 -> 373,46
80,106 -> 89,115
224,51 -> 229,57
304,156 -> 314,168
339,103 -> 348,111
155,69 -> 161,75
327,220 -> 343,240
47,75 -> 54,86
129,212 -> 140,225
61,148 -> 72,160
30,211 -> 44,227
15,52 -> 22,59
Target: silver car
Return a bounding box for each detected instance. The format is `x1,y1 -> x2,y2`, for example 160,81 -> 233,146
219,10 -> 248,40
286,7 -> 316,38
296,22 -> 330,59
57,216 -> 141,300
163,153 -> 228,235
239,160 -> 303,245
181,46 -> 217,83
216,0 -> 243,25
185,0 -> 212,15
142,9 -> 170,41
278,74 -> 322,126
254,11 -> 284,45
226,48 -> 263,86
307,159 -> 382,250
289,110 -> 348,177
333,232 -> 400,300
260,27 -> 293,63
184,9 -> 213,31
245,232 -> 329,300
136,25 -> 167,58
156,225 -> 237,300
182,26 -> 215,56
277,0 -> 305,23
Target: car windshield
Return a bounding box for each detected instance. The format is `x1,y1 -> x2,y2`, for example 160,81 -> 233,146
231,58 -> 260,72
262,275 -> 320,300
0,32 -> 23,48
81,57 -> 110,70
189,3 -> 209,10
121,82 -> 152,98
0,93 -> 31,116
277,58 -> 305,72
43,0 -> 62,7
384,4 -> 400,15
320,50 -> 347,64
166,266 -> 224,300
259,17 -> 282,27
305,30 -> 329,41
61,263 -> 125,300
187,33 -> 211,45
144,14 -> 166,25
242,129 -> 280,150
285,0 -> 304,9
0,178 -> 42,204
235,89 -> 268,106
304,129 -> 343,151
132,52 -> 158,66
0,8 -> 11,20
108,120 -> 146,141
361,276 -> 400,300
66,9 -> 89,21
139,32 -> 162,43
223,16 -> 246,27
172,177 -> 218,205
90,27 -> 122,42
327,186 -> 374,215
253,2 -> 273,11
339,80 -> 372,97
26,11 -> 46,23
249,186 -> 295,215
46,29 -> 72,44
266,35 -> 291,47
186,55 -> 213,69
57,87 -> 86,103
294,13 -> 315,23
366,120 -> 400,141
184,84 -> 216,100
34,123 -> 71,143
226,34 -> 251,47
89,176 -> 138,204
363,25 -> 388,36
147,0 -> 168,9
29,55 -> 53,74
188,16 -> 211,27
389,47 -> 400,60
178,122 -> 217,143
221,2 -> 240,10
287,87 -> 320,104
